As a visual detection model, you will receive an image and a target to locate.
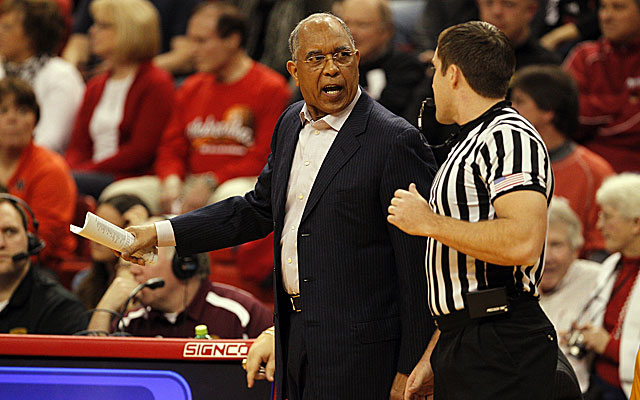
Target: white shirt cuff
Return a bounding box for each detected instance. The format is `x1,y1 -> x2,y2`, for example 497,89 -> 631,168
155,220 -> 176,247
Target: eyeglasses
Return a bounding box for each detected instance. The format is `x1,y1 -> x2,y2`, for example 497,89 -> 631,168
302,50 -> 355,69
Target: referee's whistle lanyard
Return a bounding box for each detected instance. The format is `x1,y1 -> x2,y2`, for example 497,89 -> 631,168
418,99 -> 513,149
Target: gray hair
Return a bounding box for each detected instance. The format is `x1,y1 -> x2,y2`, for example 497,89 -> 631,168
596,173 -> 640,219
288,12 -> 355,60
548,196 -> 584,250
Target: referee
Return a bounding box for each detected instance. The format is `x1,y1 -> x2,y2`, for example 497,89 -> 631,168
388,21 -> 558,399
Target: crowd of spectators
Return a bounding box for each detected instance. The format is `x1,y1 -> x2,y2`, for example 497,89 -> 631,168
0,0 -> 639,396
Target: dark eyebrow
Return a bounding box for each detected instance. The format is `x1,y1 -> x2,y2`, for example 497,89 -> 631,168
304,50 -> 323,59
334,45 -> 351,52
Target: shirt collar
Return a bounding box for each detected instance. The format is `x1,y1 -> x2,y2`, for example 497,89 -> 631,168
299,87 -> 362,131
147,279 -> 209,324
459,99 -> 513,137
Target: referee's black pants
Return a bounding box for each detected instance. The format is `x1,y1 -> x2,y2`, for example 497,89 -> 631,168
431,298 -> 558,400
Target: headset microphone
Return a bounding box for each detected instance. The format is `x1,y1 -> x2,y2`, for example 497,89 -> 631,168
11,252 -> 29,263
141,277 -> 166,290
11,240 -> 46,263
113,278 -> 165,335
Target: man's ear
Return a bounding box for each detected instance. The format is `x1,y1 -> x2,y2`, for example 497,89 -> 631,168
224,32 -> 242,51
448,64 -> 460,89
541,109 -> 555,125
286,60 -> 299,87
632,216 -> 640,235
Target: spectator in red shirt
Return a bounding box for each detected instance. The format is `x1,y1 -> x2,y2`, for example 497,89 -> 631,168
564,0 -> 640,173
0,77 -> 76,270
65,0 -> 174,199
100,2 -> 290,215
573,173 -> 640,399
511,64 -> 614,260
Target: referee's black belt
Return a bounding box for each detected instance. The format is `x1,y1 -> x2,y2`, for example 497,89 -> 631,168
434,291 -> 537,332
288,293 -> 302,313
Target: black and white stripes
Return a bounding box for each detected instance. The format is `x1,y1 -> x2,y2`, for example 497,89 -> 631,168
426,104 -> 554,316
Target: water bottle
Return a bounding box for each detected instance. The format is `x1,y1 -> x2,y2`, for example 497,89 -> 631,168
194,324 -> 212,339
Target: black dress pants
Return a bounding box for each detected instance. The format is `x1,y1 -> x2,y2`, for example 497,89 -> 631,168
432,299 -> 558,399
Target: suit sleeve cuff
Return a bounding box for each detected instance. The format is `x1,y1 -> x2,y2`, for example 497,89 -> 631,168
155,220 -> 176,247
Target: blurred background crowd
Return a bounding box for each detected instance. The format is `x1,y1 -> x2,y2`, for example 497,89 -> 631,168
0,0 -> 639,398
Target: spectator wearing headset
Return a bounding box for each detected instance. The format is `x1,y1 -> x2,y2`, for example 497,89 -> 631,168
0,194 -> 88,334
88,245 -> 272,338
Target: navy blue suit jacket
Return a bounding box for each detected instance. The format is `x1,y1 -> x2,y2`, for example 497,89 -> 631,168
171,92 -> 437,399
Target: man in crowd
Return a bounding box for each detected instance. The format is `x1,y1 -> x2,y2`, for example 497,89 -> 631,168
511,64 -> 614,260
388,21 -> 557,399
564,0 -> 640,173
100,2 -> 291,215
539,196 -> 601,393
0,195 -> 87,334
121,12 -> 437,400
477,0 -> 561,69
88,245 -> 272,338
334,0 -> 425,123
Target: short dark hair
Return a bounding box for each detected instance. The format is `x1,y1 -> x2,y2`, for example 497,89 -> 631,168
511,64 -> 579,136
437,21 -> 515,99
101,193 -> 151,218
288,13 -> 355,60
193,2 -> 248,49
0,197 -> 29,231
0,77 -> 40,123
0,0 -> 65,56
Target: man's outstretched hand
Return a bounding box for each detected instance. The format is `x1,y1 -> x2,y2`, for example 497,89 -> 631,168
119,224 -> 159,265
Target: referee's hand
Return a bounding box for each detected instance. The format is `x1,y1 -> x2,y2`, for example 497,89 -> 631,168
388,183 -> 434,237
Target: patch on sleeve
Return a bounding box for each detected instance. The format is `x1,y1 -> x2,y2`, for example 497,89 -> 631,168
492,172 -> 527,194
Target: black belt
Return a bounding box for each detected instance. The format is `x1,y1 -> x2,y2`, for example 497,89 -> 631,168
434,292 -> 537,332
289,293 -> 301,313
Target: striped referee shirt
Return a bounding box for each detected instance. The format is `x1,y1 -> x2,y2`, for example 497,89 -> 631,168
427,101 -> 554,317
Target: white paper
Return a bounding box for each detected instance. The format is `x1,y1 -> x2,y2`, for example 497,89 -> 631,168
70,212 -> 158,264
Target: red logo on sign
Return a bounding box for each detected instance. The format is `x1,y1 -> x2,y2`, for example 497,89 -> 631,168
183,342 -> 250,358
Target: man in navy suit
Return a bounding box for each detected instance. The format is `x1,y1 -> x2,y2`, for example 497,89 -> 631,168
122,13 -> 437,400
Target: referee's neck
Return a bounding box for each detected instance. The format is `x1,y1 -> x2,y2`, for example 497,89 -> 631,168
455,97 -> 505,126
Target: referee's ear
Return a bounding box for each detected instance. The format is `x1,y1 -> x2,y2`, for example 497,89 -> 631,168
448,64 -> 461,89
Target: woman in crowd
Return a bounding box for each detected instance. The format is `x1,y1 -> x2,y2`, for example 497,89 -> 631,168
0,0 -> 84,154
65,0 -> 174,199
575,173 -> 640,399
74,193 -> 150,310
0,77 -> 77,270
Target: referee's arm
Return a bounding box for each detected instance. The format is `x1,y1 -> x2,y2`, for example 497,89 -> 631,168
388,185 -> 547,266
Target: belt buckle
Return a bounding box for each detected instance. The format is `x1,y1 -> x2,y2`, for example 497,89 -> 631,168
290,294 -> 301,313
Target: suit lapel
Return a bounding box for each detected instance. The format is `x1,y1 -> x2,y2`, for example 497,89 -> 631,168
273,103 -> 304,226
300,93 -> 372,223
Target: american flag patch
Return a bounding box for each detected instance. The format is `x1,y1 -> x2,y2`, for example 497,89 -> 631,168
493,172 -> 527,193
